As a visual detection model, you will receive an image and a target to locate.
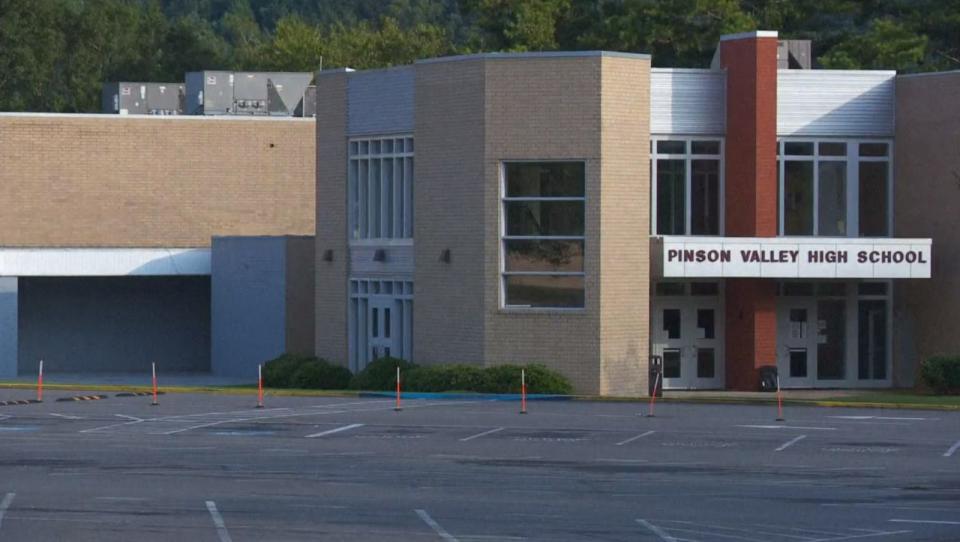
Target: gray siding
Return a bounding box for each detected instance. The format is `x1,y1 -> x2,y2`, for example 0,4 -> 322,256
349,244 -> 414,277
778,70 -> 895,136
211,237 -> 287,378
18,277 -> 210,374
650,69 -> 725,135
347,67 -> 414,136
0,278 -> 16,378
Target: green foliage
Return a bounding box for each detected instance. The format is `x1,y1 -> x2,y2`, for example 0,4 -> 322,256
2,0 -> 959,113
919,356 -> 960,395
263,353 -> 351,389
477,364 -> 573,394
290,359 -> 353,390
349,357 -> 418,391
405,364 -> 487,392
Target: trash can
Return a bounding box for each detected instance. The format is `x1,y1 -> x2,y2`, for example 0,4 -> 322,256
758,365 -> 778,392
649,355 -> 663,397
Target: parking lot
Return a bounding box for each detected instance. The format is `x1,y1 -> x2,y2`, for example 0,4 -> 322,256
0,389 -> 958,541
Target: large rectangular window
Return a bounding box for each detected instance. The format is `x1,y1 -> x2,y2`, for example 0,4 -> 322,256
651,138 -> 722,235
348,136 -> 414,241
778,140 -> 890,237
502,162 -> 585,309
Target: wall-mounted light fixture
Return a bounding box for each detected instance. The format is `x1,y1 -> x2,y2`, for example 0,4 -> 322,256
439,249 -> 451,263
373,249 -> 386,262
322,249 -> 334,262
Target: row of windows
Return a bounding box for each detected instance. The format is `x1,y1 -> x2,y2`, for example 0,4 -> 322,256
348,136 -> 414,241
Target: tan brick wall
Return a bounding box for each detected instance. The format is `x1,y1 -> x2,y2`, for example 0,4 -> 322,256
0,115 -> 314,247
894,72 -> 960,386
482,56 -> 605,394
413,59 -> 488,364
313,73 -> 350,365
598,56 -> 651,396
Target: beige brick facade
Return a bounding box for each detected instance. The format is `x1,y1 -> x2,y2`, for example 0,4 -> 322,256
313,72 -> 350,364
894,72 -> 960,385
0,115 -> 315,247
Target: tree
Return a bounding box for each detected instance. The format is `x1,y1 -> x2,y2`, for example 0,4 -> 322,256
819,18 -> 927,70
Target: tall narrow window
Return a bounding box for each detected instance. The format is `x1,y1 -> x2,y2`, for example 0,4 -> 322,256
348,136 -> 414,240
784,161 -> 813,235
651,138 -> 723,236
859,143 -> 890,237
502,162 -> 585,309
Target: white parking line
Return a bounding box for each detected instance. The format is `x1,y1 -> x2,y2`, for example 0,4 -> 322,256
807,530 -> 911,541
416,509 -> 459,542
48,413 -> 83,420
305,423 -> 365,439
459,427 -> 504,442
115,414 -> 144,422
205,500 -> 233,542
0,493 -> 15,530
636,519 -> 677,542
943,439 -> 960,457
616,430 -> 655,446
739,424 -> 836,431
830,416 -> 931,421
889,519 -> 960,525
776,435 -> 807,452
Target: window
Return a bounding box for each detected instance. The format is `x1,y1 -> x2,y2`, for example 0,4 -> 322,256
502,162 -> 585,308
778,140 -> 891,237
348,136 -> 414,241
651,138 -> 723,235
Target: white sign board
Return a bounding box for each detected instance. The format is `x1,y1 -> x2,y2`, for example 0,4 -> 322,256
662,237 -> 931,279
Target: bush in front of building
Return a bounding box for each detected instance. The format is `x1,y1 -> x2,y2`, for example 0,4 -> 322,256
290,359 -> 353,390
263,353 -> 351,389
349,357 -> 417,391
478,364 -> 573,395
404,365 -> 487,392
919,356 -> 960,394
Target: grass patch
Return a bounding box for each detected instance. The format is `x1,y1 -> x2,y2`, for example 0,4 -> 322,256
820,390 -> 960,408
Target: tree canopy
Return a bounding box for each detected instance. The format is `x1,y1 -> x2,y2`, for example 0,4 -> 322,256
0,0 -> 957,112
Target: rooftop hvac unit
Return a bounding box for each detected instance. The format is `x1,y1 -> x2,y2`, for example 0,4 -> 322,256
266,73 -> 314,116
777,40 -> 812,69
232,72 -> 269,115
296,85 -> 317,118
185,71 -> 234,115
102,82 -> 147,115
145,83 -> 184,115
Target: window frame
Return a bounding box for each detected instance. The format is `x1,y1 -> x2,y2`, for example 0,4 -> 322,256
650,136 -> 725,236
500,160 -> 587,311
777,138 -> 893,238
348,135 -> 414,244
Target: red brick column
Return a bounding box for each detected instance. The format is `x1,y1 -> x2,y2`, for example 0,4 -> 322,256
721,32 -> 779,390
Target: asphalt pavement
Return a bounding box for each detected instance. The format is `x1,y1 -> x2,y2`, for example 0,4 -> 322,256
0,389 -> 958,541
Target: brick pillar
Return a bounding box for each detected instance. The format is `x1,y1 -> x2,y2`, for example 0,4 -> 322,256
720,32 -> 779,390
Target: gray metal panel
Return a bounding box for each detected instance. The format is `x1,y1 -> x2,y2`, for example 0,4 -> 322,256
778,70 -> 895,136
0,277 -> 16,378
18,277 -> 210,373
349,244 -> 414,277
211,237 -> 288,378
104,82 -> 148,115
185,71 -> 234,115
234,72 -> 269,115
267,73 -> 314,116
298,85 -> 317,118
650,69 -> 725,135
101,82 -> 119,113
146,83 -> 182,114
348,67 -> 414,135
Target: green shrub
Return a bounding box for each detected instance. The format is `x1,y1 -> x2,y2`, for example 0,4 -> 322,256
405,365 -> 487,392
349,357 -> 417,391
262,353 -> 314,388
290,359 -> 353,390
919,356 -> 960,394
480,364 -> 573,394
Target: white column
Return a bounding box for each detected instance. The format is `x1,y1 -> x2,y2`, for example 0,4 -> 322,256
0,277 -> 17,378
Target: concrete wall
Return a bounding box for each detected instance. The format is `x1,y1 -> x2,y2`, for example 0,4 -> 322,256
0,278 -> 16,378
18,277 -> 210,373
894,71 -> 960,386
0,115 -> 315,247
211,237 -> 287,378
314,72 -> 350,365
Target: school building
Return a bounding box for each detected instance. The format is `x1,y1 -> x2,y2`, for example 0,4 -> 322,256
1,31 -> 958,395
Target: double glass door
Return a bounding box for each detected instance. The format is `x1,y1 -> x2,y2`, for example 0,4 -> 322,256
652,294 -> 723,390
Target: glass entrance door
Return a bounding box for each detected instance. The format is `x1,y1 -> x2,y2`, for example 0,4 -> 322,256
652,283 -> 724,390
777,301 -> 816,387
